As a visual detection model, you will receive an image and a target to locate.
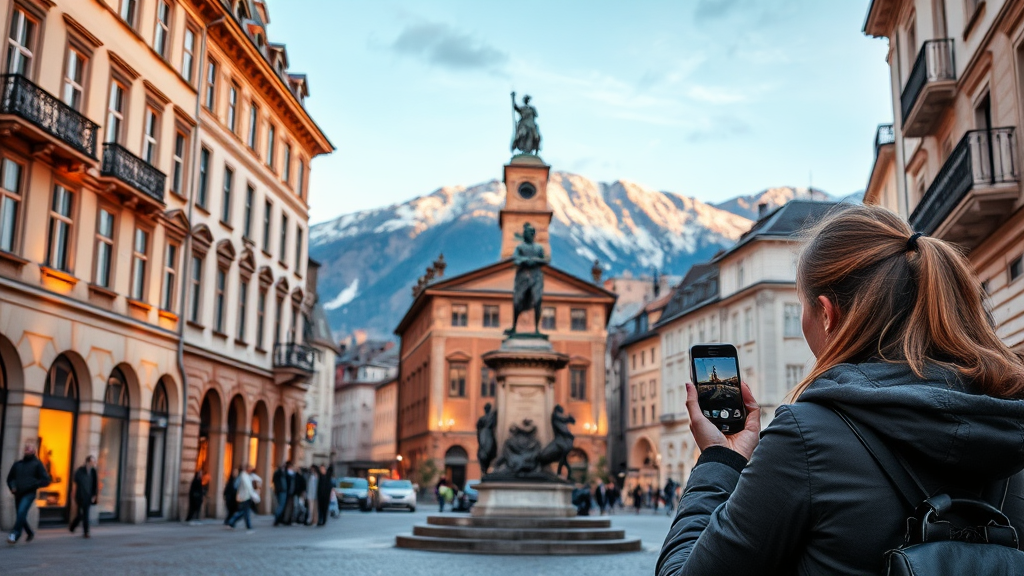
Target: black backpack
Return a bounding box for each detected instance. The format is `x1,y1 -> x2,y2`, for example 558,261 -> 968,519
833,408 -> 1024,575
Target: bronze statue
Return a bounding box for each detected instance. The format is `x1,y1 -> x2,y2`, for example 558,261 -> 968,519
539,405 -> 576,478
506,223 -> 548,335
511,92 -> 541,155
476,403 -> 498,474
492,419 -> 542,476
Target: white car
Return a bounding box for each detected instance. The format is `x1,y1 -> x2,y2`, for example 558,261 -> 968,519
376,479 -> 417,512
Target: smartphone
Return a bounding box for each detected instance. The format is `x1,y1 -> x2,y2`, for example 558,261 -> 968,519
690,343 -> 746,434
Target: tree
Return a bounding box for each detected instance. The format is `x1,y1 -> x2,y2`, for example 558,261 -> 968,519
416,457 -> 438,490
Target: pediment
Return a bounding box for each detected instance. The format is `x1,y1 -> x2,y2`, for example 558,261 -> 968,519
445,350 -> 472,363
433,262 -> 608,300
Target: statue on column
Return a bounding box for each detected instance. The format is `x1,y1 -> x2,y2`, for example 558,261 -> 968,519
511,92 -> 541,155
506,223 -> 549,336
476,403 -> 498,474
539,405 -> 576,478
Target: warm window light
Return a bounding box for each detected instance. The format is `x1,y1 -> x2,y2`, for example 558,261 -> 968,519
396,455 -> 403,462
447,418 -> 455,427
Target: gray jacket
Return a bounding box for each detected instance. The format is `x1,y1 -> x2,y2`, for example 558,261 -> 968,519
658,362 -> 1024,576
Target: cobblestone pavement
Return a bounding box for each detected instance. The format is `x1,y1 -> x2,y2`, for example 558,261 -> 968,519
2,507 -> 675,575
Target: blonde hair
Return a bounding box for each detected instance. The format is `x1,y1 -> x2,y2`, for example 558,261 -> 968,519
790,204 -> 1024,400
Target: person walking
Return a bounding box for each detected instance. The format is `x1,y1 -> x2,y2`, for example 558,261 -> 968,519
435,478 -> 450,513
223,467 -> 239,521
316,465 -> 332,526
6,442 -> 51,544
662,478 -> 676,516
69,456 -> 98,538
272,461 -> 290,526
593,481 -> 608,515
185,471 -> 205,524
658,205 -> 1024,576
631,484 -> 643,515
224,464 -> 260,533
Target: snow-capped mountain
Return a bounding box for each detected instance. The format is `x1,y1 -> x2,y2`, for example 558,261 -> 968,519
310,173 -> 834,339
713,186 -> 832,221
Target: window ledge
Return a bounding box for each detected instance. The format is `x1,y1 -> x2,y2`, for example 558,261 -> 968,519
242,236 -> 255,248
255,346 -> 267,354
219,220 -> 234,232
40,266 -> 78,286
234,338 -> 248,347
261,248 -> 272,259
169,189 -> 187,202
212,330 -> 229,340
0,250 -> 29,268
127,298 -> 152,312
194,204 -> 210,216
88,283 -> 117,299
158,309 -> 179,322
186,320 -> 205,330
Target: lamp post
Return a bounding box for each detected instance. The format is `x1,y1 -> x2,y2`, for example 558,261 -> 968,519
396,454 -> 404,479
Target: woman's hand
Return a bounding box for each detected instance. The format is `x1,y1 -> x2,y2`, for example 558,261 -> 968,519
684,381 -> 762,461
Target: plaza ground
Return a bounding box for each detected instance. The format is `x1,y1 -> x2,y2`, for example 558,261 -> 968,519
2,507 -> 674,575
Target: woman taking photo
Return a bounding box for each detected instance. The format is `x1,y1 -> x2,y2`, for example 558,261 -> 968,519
658,205 -> 1024,575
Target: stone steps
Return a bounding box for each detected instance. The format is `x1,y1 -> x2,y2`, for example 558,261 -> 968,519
413,525 -> 627,541
426,515 -> 612,529
395,534 -> 643,555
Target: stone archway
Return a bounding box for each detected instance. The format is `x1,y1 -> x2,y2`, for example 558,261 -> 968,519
444,445 -> 468,490
272,406 -> 286,468
197,389 -> 223,518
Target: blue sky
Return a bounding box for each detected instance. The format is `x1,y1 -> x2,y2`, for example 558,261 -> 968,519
264,0 -> 892,224
695,357 -> 739,384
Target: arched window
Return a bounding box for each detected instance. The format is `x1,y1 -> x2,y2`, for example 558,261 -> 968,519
44,356 -> 78,403
39,355 -> 80,521
151,381 -> 168,416
99,367 -> 130,518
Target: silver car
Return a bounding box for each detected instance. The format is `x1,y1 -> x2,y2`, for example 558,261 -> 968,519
375,479 -> 417,512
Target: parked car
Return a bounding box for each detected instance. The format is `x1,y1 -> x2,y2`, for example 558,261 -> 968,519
336,477 -> 372,512
376,479 -> 417,512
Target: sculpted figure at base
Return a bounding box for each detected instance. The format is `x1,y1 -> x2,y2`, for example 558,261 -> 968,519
506,223 -> 549,335
476,403 -> 498,474
492,419 -> 543,476
539,405 -> 576,477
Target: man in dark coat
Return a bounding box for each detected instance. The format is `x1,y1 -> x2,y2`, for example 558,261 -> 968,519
593,481 -> 608,515
6,442 -> 51,544
316,465 -> 332,526
292,468 -> 307,524
69,456 -> 98,537
272,461 -> 290,526
185,471 -> 205,523
223,468 -> 239,520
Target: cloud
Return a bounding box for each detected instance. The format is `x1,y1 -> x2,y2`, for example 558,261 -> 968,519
390,21 -> 508,73
324,278 -> 360,310
694,0 -> 743,22
686,115 -> 751,142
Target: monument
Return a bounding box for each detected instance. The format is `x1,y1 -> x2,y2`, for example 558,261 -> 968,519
395,94 -> 639,554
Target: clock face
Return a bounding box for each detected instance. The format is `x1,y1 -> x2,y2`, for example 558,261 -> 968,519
517,182 -> 537,200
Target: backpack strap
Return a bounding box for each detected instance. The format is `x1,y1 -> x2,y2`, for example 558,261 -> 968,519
830,407 -> 929,509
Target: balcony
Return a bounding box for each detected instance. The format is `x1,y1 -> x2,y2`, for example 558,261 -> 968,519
901,39 -> 956,137
273,342 -> 317,388
910,127 -> 1019,249
99,143 -> 166,210
0,74 -> 98,165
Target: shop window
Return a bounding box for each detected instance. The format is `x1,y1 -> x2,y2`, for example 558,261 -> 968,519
99,368 -> 129,518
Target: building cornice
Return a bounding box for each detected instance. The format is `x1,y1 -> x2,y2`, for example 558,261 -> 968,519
182,342 -> 273,378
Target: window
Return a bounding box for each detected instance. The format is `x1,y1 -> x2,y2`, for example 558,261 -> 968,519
227,85 -> 238,133
142,107 -> 159,164
189,255 -> 202,322
785,364 -> 804,394
631,354 -> 636,370
631,384 -> 637,401
214,268 -> 226,333
570,308 -> 587,331
641,350 -> 645,367
130,228 -> 149,300
744,308 -> 753,342
283,144 -> 291,183
731,313 -> 739,343
541,306 -> 556,330
243,185 -> 254,239
197,147 -> 210,208
642,406 -> 646,425
154,1 -> 171,59
651,404 -> 656,420
262,200 -> 272,251
279,213 -> 288,263
451,304 -> 468,327
784,303 -> 801,338
266,124 -> 276,169
119,0 -> 138,27
698,319 -> 706,342
448,363 -> 467,397
6,8 -> 36,77
483,305 -> 500,327
297,159 -> 305,196
162,243 -> 178,311
289,304 -> 299,343
570,368 -> 587,401
94,209 -> 115,288
181,27 -> 196,83
171,130 -> 186,196
106,81 -> 126,144
62,47 -> 87,111
274,296 -> 283,344
256,289 -> 266,348
640,379 -> 646,398
46,185 -> 74,272
1011,256 -> 1023,282
651,347 -> 656,363
480,367 -> 496,397
204,60 -> 217,110
632,407 -> 637,426
737,260 -> 745,287
221,166 -> 233,224
237,279 -> 248,341
294,225 -> 303,271
248,104 -> 259,150
0,158 -> 23,253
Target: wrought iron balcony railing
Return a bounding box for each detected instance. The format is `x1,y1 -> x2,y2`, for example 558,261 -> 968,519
273,342 -> 316,373
910,127 -> 1018,234
874,123 -> 895,156
901,39 -> 955,124
0,74 -> 99,158
101,143 -> 166,204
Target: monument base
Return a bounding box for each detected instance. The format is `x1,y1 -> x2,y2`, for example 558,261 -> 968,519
471,482 -> 576,518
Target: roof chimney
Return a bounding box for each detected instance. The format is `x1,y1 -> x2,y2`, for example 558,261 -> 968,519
591,259 -> 603,284
757,202 -> 769,219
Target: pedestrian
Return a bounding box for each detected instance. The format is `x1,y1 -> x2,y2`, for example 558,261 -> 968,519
435,478 -> 449,513
224,467 -> 239,520
663,478 -> 676,516
6,442 -> 51,544
69,455 -> 98,538
184,470 -> 204,523
649,484 -> 659,513
224,464 -> 261,534
306,466 -> 319,526
657,205 -> 1024,575
631,484 -> 643,515
593,481 -> 608,515
608,483 -> 620,515
292,467 -> 307,524
272,461 -> 291,526
316,465 -> 332,526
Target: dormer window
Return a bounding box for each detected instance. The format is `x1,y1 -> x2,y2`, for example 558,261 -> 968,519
235,1 -> 250,21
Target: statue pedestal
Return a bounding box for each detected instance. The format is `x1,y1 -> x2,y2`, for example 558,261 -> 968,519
471,482 -> 576,518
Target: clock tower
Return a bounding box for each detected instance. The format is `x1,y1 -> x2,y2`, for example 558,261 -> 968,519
500,154 -> 553,259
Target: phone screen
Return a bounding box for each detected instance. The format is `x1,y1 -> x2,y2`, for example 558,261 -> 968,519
690,344 -> 745,434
